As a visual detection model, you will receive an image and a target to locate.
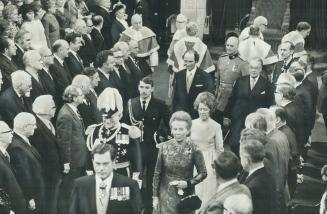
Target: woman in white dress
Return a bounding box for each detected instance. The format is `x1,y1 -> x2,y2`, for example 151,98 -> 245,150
191,92 -> 224,210
20,4 -> 48,50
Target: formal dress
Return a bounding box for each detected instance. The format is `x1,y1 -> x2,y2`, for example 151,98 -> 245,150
191,118 -> 223,209
86,123 -> 142,176
243,167 -> 275,214
124,96 -> 170,214
172,68 -> 215,118
30,116 -> 61,214
41,12 -> 60,47
8,133 -> 44,214
153,138 -> 207,214
0,151 -> 26,214
69,173 -> 142,214
21,20 -> 48,50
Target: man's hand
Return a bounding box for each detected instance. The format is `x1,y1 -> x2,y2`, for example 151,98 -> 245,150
28,199 -> 36,210
63,163 -> 70,174
86,170 -> 94,176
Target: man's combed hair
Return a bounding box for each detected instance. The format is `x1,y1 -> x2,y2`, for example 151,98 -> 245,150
91,143 -> 117,161
212,151 -> 241,179
240,139 -> 265,163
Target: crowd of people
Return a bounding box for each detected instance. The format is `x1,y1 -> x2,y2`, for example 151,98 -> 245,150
0,0 -> 324,213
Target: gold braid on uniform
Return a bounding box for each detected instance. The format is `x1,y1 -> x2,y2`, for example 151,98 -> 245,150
127,99 -> 144,141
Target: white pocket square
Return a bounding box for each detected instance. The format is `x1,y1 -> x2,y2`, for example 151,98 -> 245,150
195,84 -> 203,87
260,91 -> 266,94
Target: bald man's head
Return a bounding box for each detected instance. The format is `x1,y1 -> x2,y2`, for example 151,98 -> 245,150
225,36 -> 239,55
131,14 -> 142,30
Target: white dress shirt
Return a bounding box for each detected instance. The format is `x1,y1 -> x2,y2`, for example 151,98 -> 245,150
54,54 -> 64,66
96,173 -> 113,214
140,96 -> 151,111
15,132 -> 31,146
248,163 -> 265,177
186,66 -> 197,92
98,68 -> 110,80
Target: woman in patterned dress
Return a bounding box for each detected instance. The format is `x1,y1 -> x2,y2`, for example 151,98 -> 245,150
191,92 -> 224,210
152,111 -> 207,214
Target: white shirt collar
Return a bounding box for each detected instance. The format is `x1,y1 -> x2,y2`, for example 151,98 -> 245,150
15,132 -> 31,146
95,173 -> 113,212
140,96 -> 151,109
67,103 -> 79,115
116,17 -> 129,29
54,54 -> 64,66
0,148 -> 8,157
186,66 -> 197,75
217,178 -> 238,193
248,163 -> 265,176
15,43 -> 24,53
13,88 -> 22,98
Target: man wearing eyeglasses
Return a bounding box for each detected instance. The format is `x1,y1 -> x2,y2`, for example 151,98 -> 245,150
8,112 -> 44,214
0,121 -> 26,214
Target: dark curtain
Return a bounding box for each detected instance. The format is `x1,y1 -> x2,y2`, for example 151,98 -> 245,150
290,0 -> 327,49
209,0 -> 252,44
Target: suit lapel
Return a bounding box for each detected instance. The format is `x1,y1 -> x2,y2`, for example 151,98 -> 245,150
244,168 -> 264,185
36,116 -> 55,137
131,98 -> 144,119
251,76 -> 264,95
14,133 -> 42,161
89,175 -> 97,213
10,88 -> 27,111
188,68 -> 200,94
64,104 -> 85,131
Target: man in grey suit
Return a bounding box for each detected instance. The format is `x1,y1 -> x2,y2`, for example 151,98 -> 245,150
199,151 -> 251,214
56,85 -> 88,214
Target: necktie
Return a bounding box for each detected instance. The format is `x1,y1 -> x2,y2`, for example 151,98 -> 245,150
142,100 -> 146,112
250,77 -> 256,90
99,182 -> 107,205
186,71 -> 193,93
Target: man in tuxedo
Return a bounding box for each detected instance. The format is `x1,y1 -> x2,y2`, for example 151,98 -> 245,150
38,47 -> 57,102
272,42 -> 295,86
13,29 -> 32,70
8,113 -> 44,214
50,39 -> 72,107
72,74 -> 100,128
91,15 -> 105,52
23,50 -> 46,101
30,95 -> 61,214
240,139 -> 275,214
125,77 -> 170,214
199,151 -> 251,214
0,121 -> 26,214
74,18 -> 97,67
94,50 -> 115,94
69,143 -> 142,214
0,71 -> 32,127
172,49 -> 214,118
56,85 -> 88,214
82,67 -> 102,123
65,32 -> 84,78
89,0 -> 113,49
0,37 -> 18,92
225,58 -> 274,155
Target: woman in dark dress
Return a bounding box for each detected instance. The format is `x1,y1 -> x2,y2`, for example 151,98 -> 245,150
152,111 -> 207,214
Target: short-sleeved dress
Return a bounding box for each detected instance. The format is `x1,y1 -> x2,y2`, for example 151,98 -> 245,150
191,118 -> 223,209
152,138 -> 207,214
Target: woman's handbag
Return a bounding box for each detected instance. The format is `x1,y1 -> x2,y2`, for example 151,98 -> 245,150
177,194 -> 202,213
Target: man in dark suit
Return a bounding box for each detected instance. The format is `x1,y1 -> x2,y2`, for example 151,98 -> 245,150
272,42 -> 295,86
13,29 -> 32,70
0,121 -> 26,214
69,143 -> 142,214
38,47 -> 57,102
74,19 -> 98,67
172,49 -> 214,118
50,40 -> 72,107
199,151 -> 251,214
82,67 -> 102,124
0,71 -> 33,127
91,15 -> 105,52
225,58 -> 275,155
94,50 -> 115,94
128,40 -> 152,78
30,95 -> 61,214
0,37 -> 18,92
112,50 -> 131,104
72,74 -> 100,128
56,85 -> 88,214
90,0 -> 113,49
23,50 -> 47,101
8,113 -> 44,214
240,139 -> 275,214
124,77 -> 170,214
65,32 -> 84,78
